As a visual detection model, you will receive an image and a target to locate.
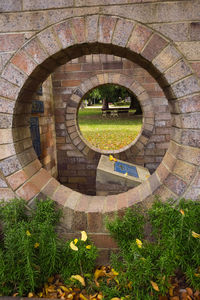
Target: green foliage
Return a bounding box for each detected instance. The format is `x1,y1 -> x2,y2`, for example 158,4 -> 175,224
0,198 -> 97,296
61,237 -> 98,282
105,199 -> 200,299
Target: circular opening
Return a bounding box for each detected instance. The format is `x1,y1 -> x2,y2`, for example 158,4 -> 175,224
77,84 -> 143,152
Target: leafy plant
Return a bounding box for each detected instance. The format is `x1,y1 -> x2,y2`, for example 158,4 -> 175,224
0,198 -> 97,296
105,198 -> 200,299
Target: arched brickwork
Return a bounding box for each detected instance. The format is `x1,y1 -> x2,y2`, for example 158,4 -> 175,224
0,14 -> 199,253
68,72 -> 154,156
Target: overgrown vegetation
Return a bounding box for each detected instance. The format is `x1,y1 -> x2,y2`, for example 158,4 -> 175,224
0,198 -> 97,296
104,198 -> 200,299
0,197 -> 200,299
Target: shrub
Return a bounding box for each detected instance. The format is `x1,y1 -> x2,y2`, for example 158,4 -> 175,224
105,198 -> 200,299
0,198 -> 97,296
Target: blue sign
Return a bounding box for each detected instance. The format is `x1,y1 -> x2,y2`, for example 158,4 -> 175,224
114,161 -> 139,178
30,117 -> 41,158
31,100 -> 44,113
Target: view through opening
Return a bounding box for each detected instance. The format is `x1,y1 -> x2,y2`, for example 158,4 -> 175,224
78,84 -> 143,151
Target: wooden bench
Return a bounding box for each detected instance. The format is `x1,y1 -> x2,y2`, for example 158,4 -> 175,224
102,107 -> 130,116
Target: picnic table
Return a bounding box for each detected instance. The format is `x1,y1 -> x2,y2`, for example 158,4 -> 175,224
101,107 -> 130,116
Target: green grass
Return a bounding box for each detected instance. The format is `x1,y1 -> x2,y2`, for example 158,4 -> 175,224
78,107 -> 142,150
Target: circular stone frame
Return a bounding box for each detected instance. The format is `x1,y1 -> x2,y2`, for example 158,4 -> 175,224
67,72 -> 154,157
0,14 -> 199,215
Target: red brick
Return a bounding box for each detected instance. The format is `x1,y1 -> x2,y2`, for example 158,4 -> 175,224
29,168 -> 52,190
89,233 -> 118,249
40,177 -> 60,197
112,19 -> 134,47
98,16 -> 117,44
142,34 -> 168,61
86,15 -> 99,43
11,50 -> 37,76
52,185 -> 72,206
16,181 -> 39,201
54,20 -> 75,49
127,24 -> 152,54
164,174 -> 187,196
23,38 -> 49,64
61,80 -> 81,87
156,162 -> 170,182
65,64 -> 81,72
0,33 -> 25,52
87,212 -> 105,232
72,17 -> 85,44
0,188 -> 15,200
37,28 -> 61,57
7,170 -> 28,190
0,78 -> 19,100
2,63 -> 27,87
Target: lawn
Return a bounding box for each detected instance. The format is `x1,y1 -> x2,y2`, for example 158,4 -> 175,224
78,107 -> 142,151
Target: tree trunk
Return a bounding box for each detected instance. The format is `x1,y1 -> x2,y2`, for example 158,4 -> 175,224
129,97 -> 142,115
102,99 -> 109,110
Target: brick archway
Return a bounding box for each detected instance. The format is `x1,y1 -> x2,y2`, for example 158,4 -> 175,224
0,14 -> 199,216
67,72 -> 154,158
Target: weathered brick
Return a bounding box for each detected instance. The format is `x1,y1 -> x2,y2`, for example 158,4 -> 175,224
2,63 -> 27,87
71,17 -> 85,44
89,233 -> 117,249
164,173 -> 187,196
7,169 -> 28,190
153,45 -> 181,73
0,33 -> 25,51
177,145 -> 200,166
0,144 -> 15,160
173,112 -> 200,129
23,38 -> 49,64
98,16 -> 117,44
0,78 -> 19,100
0,114 -> 12,128
86,15 -> 99,43
112,19 -> 134,47
190,22 -> 200,41
127,24 -> 152,54
52,185 -> 72,206
156,162 -> 170,182
173,159 -> 196,183
29,168 -> 51,190
164,59 -> 192,85
171,94 -> 200,114
142,34 -> 168,61
16,181 -> 39,201
171,76 -> 200,98
11,50 -> 37,76
0,188 -> 15,200
54,20 -> 76,49
37,28 -> 61,57
23,0 -> 73,10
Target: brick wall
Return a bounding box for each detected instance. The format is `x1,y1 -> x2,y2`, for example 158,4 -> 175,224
0,1 -> 199,260
31,76 -> 57,178
52,54 -> 171,194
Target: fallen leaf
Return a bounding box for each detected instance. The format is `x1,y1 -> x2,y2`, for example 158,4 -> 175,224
28,292 -> 34,298
192,231 -> 200,239
186,288 -> 193,296
79,293 -> 88,300
136,238 -> 142,248
81,231 -> 87,242
70,241 -> 78,251
71,275 -> 85,286
150,281 -> 159,292
180,209 -> 185,216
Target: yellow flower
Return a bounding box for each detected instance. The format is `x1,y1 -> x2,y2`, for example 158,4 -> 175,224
26,230 -> 31,236
34,242 -> 40,248
136,238 -> 142,248
81,231 -> 87,242
192,231 -> 200,239
70,241 -> 78,251
86,245 -> 91,249
180,209 -> 185,216
109,155 -> 117,162
111,268 -> 119,276
74,238 -> 78,244
124,172 -> 128,176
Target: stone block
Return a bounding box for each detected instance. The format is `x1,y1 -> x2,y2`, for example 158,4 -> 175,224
112,19 -> 134,47
16,181 -> 40,201
7,169 -> 28,190
173,159 -> 197,183
37,28 -> 61,57
96,155 -> 150,196
164,173 -> 187,196
23,38 -> 49,64
142,34 -> 168,61
0,188 -> 15,200
0,78 -> 19,100
2,63 -> 27,87
153,45 -> 181,73
23,0 -> 73,10
71,17 -> 85,44
164,59 -> 192,85
11,51 -> 37,76
98,16 -> 117,44
127,24 -> 152,54
86,15 -> 99,43
171,76 -> 200,98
